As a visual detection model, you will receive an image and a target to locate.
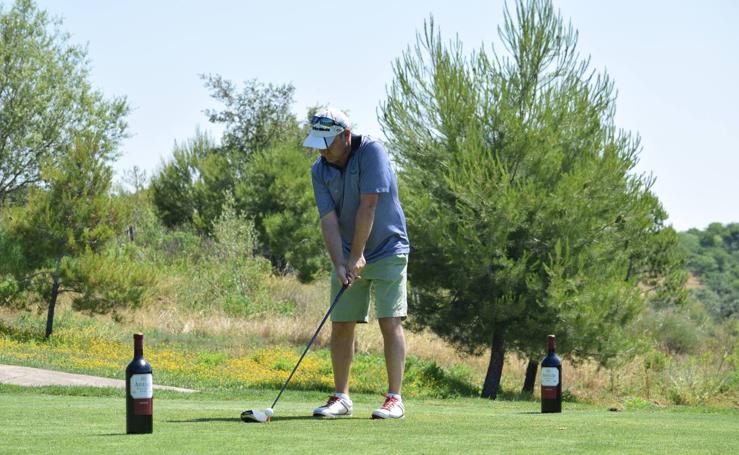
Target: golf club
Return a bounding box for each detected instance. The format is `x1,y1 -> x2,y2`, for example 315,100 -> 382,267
240,283 -> 348,423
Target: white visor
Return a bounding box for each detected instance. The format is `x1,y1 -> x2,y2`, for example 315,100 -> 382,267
303,133 -> 339,149
303,107 -> 350,149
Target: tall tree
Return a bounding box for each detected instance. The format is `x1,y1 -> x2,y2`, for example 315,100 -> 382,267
152,77 -> 301,233
0,0 -> 128,203
149,129 -> 226,232
1,135 -> 140,337
151,80 -> 327,282
380,0 -> 685,398
201,74 -> 301,159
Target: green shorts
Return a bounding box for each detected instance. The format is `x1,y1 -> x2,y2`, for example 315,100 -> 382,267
330,254 -> 408,323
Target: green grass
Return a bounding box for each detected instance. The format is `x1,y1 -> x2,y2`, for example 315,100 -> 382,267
1,385 -> 737,454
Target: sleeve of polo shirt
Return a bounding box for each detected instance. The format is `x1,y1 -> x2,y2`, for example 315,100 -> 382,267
359,141 -> 392,194
311,163 -> 335,218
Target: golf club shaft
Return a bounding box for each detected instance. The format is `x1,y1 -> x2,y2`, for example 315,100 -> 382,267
270,284 -> 347,410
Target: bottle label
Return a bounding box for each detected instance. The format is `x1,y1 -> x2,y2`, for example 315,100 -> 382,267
130,374 -> 153,399
541,367 -> 559,387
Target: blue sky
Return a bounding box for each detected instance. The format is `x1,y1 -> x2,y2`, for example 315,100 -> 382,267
34,0 -> 738,231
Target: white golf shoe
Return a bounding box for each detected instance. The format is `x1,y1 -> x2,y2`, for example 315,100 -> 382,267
313,395 -> 352,418
371,394 -> 405,419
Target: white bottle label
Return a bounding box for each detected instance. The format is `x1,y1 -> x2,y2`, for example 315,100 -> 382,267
130,374 -> 153,399
541,367 -> 559,387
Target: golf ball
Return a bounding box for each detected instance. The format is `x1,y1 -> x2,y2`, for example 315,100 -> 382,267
265,408 -> 274,417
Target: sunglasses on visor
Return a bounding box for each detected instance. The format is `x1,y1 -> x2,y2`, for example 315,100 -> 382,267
311,116 -> 347,129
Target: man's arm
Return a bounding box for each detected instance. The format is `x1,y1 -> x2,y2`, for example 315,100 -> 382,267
346,193 -> 379,277
320,210 -> 351,285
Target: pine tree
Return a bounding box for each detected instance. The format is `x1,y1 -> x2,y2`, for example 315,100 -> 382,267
2,135 -> 132,337
380,0 -> 685,398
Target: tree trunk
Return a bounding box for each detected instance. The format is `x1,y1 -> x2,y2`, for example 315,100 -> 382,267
481,326 -> 505,399
521,359 -> 538,394
45,265 -> 61,339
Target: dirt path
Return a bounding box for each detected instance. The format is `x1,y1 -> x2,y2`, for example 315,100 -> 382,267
0,364 -> 196,393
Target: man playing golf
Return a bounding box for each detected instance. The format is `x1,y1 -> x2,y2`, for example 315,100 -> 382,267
304,107 -> 410,419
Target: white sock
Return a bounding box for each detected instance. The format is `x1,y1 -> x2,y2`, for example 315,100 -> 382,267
387,392 -> 402,401
335,392 -> 352,403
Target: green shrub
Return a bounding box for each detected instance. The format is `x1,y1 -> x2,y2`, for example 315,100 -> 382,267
122,199 -> 201,266
237,144 -> 329,283
664,356 -> 728,405
623,396 -> 661,410
196,351 -> 228,367
174,196 -> 289,316
637,308 -> 705,355
403,356 -> 480,398
62,251 -> 158,314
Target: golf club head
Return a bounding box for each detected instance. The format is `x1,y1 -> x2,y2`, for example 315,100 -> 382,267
240,409 -> 269,423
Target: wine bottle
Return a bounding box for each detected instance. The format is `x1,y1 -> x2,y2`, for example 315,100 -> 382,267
126,333 -> 153,434
540,334 -> 562,413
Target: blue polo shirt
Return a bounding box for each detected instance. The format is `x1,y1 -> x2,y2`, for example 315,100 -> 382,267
311,135 -> 410,263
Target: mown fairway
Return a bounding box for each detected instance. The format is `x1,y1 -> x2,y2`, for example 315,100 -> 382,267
1,386 -> 737,454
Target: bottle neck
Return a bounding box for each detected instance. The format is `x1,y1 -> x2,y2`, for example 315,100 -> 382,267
547,336 -> 556,354
134,335 -> 144,357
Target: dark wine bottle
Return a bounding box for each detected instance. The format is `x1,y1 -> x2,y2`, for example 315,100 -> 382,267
126,333 -> 153,434
540,334 -> 562,413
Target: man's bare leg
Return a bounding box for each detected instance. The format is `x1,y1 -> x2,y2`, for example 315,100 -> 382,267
331,321 -> 356,394
379,317 -> 406,394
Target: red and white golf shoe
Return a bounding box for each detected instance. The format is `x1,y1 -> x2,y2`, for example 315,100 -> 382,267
313,394 -> 353,418
371,394 -> 405,419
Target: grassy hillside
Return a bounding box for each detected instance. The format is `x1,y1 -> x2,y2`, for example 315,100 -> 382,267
679,223 -> 739,321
